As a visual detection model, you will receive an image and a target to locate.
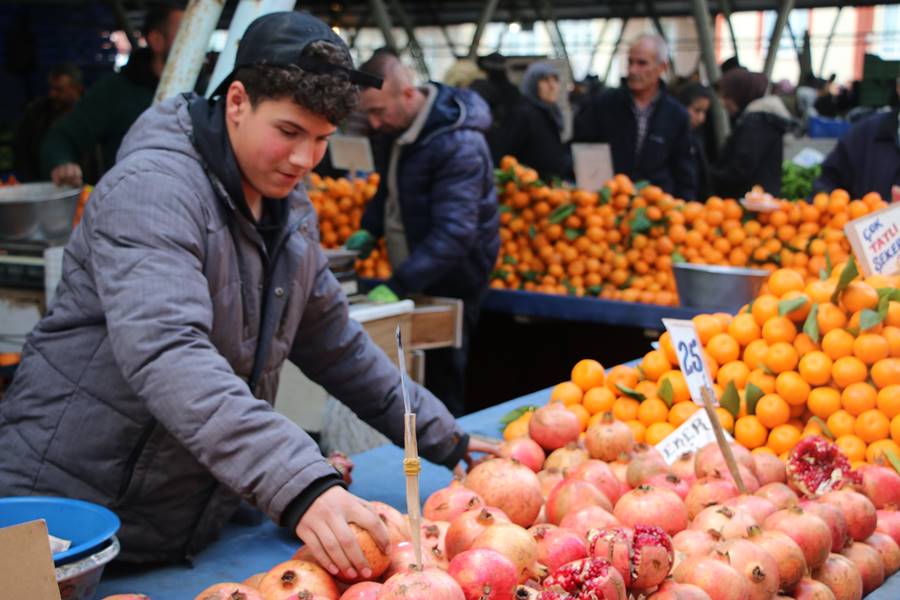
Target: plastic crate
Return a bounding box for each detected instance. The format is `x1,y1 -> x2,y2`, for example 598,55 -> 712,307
807,116 -> 852,139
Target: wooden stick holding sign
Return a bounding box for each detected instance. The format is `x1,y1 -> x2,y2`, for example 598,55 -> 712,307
396,325 -> 423,569
699,386 -> 747,494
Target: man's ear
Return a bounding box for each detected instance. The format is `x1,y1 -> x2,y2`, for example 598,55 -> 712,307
226,81 -> 251,125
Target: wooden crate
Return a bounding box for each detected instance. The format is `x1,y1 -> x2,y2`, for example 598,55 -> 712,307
409,295 -> 463,350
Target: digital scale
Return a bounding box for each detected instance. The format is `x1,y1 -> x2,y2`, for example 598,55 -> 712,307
0,240 -> 50,290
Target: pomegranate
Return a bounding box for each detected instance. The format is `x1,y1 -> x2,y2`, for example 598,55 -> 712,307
537,468 -> 565,499
763,506 -> 832,570
464,458 -> 543,528
672,555 -> 752,600
531,525 -> 588,572
856,464 -> 900,509
542,443 -> 589,472
340,582 -> 382,600
722,495 -> 778,524
471,522 -> 545,583
753,482 -> 798,510
719,466 -> 761,494
546,478 -> 612,524
626,454 -> 671,488
529,403 -> 581,451
608,458 -> 630,487
670,452 -> 697,482
751,452 -> 786,485
379,567 -> 465,600
646,473 -> 691,500
792,577 -> 837,600
614,485 -> 688,536
558,505 -> 619,539
243,573 -> 265,588
384,541 -> 438,578
646,581 -> 713,600
876,507 -> 900,545
839,542 -> 884,595
541,557 -> 627,600
714,538 -> 779,600
587,525 -> 673,591
812,553 -> 863,600
424,481 -> 485,523
445,507 -> 510,560
500,437 -> 546,473
369,502 -> 410,545
818,489 -> 877,541
567,460 -> 623,504
584,414 -> 635,461
786,437 -> 860,499
694,443 -> 754,480
447,548 -> 518,600
258,561 -> 339,600
747,528 -> 806,594
631,441 -> 666,462
684,476 -> 740,519
799,500 -> 849,552
865,532 -> 900,575
420,521 -> 450,570
193,584 -> 263,600
690,505 -> 757,540
673,529 -> 720,558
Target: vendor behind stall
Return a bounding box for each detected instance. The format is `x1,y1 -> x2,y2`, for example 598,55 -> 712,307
0,11 -> 493,579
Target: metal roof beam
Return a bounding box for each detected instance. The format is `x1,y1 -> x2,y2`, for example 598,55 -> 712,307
468,0 -> 501,59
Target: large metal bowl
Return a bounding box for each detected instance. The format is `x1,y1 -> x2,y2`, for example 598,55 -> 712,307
56,536 -> 120,600
673,263 -> 769,312
0,182 -> 81,244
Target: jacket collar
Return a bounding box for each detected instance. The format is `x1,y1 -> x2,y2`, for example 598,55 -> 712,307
396,83 -> 439,146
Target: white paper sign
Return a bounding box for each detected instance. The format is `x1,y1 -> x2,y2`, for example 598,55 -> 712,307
329,135 -> 375,173
656,407 -> 734,464
662,318 -> 716,405
572,143 -> 613,191
791,147 -> 825,169
844,203 -> 900,277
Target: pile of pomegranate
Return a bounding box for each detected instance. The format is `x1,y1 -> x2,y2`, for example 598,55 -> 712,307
104,432 -> 900,600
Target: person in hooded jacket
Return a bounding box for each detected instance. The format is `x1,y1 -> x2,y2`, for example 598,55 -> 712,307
347,55 -> 499,418
493,61 -> 573,181
711,68 -> 793,198
674,82 -> 713,200
0,11 -> 495,574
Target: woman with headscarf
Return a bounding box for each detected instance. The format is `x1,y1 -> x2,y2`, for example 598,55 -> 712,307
494,61 -> 573,181
675,82 -> 713,200
711,68 -> 794,198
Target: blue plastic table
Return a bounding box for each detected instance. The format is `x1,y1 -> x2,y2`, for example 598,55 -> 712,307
95,385 -> 900,599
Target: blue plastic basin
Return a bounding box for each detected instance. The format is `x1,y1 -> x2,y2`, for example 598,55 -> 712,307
0,496 -> 120,564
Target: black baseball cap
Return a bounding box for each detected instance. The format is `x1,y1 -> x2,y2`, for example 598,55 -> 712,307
211,11 -> 382,98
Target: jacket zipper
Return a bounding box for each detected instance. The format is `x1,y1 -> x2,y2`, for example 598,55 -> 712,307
117,422 -> 155,500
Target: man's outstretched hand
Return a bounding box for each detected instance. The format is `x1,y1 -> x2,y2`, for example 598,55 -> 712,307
453,436 -> 502,479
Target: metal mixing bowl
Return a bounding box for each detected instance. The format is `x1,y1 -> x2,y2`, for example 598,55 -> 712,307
56,536 -> 120,600
0,182 -> 81,244
673,263 -> 769,312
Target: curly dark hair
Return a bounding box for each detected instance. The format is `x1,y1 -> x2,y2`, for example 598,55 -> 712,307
234,40 -> 359,124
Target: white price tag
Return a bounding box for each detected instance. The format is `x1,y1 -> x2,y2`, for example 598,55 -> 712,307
572,143 -> 614,192
329,135 -> 375,173
655,407 -> 734,464
662,318 -> 715,405
844,203 -> 900,277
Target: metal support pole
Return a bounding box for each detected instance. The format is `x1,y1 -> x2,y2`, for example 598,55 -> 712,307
536,0 -> 573,82
156,0 -> 226,103
603,18 -> 629,85
348,9 -> 371,50
388,0 -> 430,79
689,0 -> 729,149
203,0 -> 296,98
819,6 -> 842,76
786,19 -> 803,60
370,0 -> 399,54
644,0 -> 674,66
467,0 -> 500,59
763,0 -> 796,80
719,0 -> 740,62
586,19 -> 612,78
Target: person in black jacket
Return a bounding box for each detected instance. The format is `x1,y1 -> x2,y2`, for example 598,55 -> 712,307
674,82 -> 713,200
494,61 -> 573,181
573,34 -> 696,199
711,68 -> 793,198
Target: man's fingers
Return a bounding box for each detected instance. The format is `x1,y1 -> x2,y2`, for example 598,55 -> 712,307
354,502 -> 391,551
313,521 -> 356,578
330,516 -> 371,577
453,463 -> 467,479
296,525 -> 339,577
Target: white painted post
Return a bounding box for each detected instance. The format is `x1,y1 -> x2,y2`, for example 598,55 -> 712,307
154,0 -> 226,103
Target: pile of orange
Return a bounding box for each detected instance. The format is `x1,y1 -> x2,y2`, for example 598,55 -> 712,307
489,156 -> 890,306
307,172 -> 379,249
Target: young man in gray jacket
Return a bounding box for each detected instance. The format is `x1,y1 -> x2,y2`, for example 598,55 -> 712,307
0,11 -> 492,577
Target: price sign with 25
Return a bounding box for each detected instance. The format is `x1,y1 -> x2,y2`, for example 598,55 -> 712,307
662,318 -> 716,405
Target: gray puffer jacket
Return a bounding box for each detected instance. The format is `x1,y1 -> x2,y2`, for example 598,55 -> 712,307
0,94 -> 466,562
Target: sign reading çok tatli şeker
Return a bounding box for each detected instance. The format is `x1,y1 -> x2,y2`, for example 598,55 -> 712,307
845,203 -> 900,277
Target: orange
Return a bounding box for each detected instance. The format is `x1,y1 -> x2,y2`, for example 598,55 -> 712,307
551,381 -> 584,405
798,351 -> 834,386
775,371 -> 811,406
753,446 -> 777,456
668,401 -> 700,427
638,397 -> 670,427
832,356 -> 869,389
888,302 -> 900,328
659,331 -> 678,364
717,360 -> 751,389
752,294 -> 780,327
716,407 -> 735,433
765,342 -> 799,374
794,333 -> 819,357
808,387 -> 842,419
822,329 -> 855,360
613,397 -> 640,421
571,359 -> 606,391
626,419 -> 646,443
854,408 -> 890,443
693,314 -> 724,345
707,333 -> 741,365
849,309 -> 883,335
854,333 -> 890,366
817,303 -> 848,335
728,313 -> 762,346
893,414 -> 900,445
747,368 -> 776,394
503,411 -> 532,440
835,434 -> 867,462
871,358 -> 900,388
790,402 -> 807,418
606,365 -> 640,395
567,403 -> 591,431
867,439 -> 900,464
781,291 -> 812,323
640,350 -> 671,382
877,385 -> 900,418
744,339 -> 770,369
841,281 -> 879,313
883,326 -> 900,357
763,315 -> 798,345
768,268 -> 805,296
735,415 -> 768,449
841,382 -> 878,416
827,410 -> 857,438
756,393 -> 791,428
583,386 -> 616,415
659,370 -> 691,404
645,422 -> 676,445
804,418 -> 825,438
806,279 -> 837,304
768,424 -> 802,454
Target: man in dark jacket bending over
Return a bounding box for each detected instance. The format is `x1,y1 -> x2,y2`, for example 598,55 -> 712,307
574,34 -> 696,199
0,12 -> 494,575
347,55 -> 500,417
